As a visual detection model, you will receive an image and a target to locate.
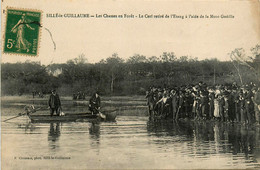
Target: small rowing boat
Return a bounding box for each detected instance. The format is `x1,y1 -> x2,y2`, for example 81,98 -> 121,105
28,111 -> 117,123
3,105 -> 117,123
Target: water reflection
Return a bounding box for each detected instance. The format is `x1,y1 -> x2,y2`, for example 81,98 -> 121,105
17,123 -> 37,132
147,119 -> 260,166
48,123 -> 61,150
89,121 -> 100,139
2,115 -> 260,169
89,121 -> 101,152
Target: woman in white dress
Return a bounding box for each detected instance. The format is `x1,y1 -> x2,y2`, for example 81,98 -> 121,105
214,90 -> 220,118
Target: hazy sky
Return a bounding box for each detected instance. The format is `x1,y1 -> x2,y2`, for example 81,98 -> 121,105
1,0 -> 259,65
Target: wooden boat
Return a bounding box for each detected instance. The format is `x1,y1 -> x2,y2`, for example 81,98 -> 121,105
28,111 -> 117,123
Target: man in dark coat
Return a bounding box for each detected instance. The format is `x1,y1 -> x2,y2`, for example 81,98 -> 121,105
239,91 -> 246,124
48,90 -> 61,116
244,87 -> 254,124
146,88 -> 156,117
199,91 -> 209,120
183,91 -> 193,119
208,89 -> 215,120
218,93 -> 225,122
89,92 -> 101,115
176,90 -> 184,120
228,88 -> 236,122
252,87 -> 260,125
234,89 -> 240,122
223,92 -> 230,122
170,89 -> 178,120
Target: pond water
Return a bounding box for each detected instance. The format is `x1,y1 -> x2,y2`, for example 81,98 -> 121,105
1,97 -> 260,169
2,116 -> 260,169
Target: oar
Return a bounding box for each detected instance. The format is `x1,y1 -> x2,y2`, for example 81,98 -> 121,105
3,113 -> 27,122
3,107 -> 44,122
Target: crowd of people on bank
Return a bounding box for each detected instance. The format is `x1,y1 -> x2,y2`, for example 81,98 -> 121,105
146,82 -> 260,125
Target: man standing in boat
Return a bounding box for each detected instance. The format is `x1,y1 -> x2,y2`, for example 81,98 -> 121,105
48,89 -> 61,116
89,92 -> 101,115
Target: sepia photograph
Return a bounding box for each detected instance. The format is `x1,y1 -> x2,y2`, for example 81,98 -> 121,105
1,0 -> 260,169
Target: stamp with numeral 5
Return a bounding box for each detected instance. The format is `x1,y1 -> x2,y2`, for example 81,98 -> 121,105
3,8 -> 42,56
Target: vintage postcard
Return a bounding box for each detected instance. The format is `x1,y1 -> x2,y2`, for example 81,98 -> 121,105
1,0 -> 260,169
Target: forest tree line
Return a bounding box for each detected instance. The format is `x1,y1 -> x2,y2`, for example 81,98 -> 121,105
2,47 -> 260,96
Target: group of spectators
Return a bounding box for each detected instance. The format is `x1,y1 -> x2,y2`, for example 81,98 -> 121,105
146,82 -> 260,125
32,91 -> 44,98
73,91 -> 86,100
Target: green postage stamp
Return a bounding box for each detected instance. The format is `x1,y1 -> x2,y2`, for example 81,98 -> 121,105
3,8 -> 41,56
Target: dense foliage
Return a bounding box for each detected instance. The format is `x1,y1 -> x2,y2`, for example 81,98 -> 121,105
2,50 -> 259,96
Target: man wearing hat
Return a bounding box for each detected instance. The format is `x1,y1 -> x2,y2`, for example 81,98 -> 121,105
208,88 -> 215,120
199,90 -> 209,120
223,91 -> 230,122
252,87 -> 260,125
145,87 -> 156,117
89,91 -> 101,115
244,86 -> 254,124
176,90 -> 184,120
170,89 -> 178,120
48,89 -> 61,116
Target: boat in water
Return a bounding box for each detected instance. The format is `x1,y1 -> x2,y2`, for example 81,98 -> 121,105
28,111 -> 117,123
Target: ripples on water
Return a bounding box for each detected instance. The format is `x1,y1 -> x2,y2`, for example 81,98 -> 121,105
2,116 -> 260,169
